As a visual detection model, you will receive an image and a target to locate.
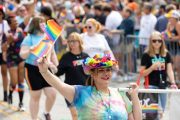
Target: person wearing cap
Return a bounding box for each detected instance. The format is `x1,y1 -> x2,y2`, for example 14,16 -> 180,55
155,4 -> 176,32
140,31 -> 177,118
37,54 -> 142,120
165,10 -> 180,88
165,10 -> 180,40
0,5 -> 10,102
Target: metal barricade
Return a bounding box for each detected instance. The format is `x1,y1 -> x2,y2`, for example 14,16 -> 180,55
165,39 -> 180,87
58,26 -> 180,83
114,35 -> 180,82
118,88 -> 180,120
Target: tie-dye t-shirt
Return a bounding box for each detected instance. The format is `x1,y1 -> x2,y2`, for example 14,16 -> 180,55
73,85 -> 132,120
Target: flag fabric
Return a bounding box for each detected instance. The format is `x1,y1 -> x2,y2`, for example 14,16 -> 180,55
31,20 -> 63,58
41,20 -> 63,42
31,38 -> 53,57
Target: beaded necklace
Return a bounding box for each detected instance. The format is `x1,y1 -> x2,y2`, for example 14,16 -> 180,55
96,89 -> 112,120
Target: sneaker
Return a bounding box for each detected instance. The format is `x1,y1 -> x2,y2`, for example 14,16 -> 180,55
44,113 -> 52,120
18,103 -> 26,111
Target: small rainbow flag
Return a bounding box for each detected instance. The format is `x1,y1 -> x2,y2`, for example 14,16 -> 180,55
141,104 -> 158,113
31,20 -> 63,58
41,20 -> 63,43
161,30 -> 172,40
31,39 -> 53,57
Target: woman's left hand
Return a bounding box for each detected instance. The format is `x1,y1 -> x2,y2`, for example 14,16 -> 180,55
170,84 -> 178,89
128,83 -> 139,96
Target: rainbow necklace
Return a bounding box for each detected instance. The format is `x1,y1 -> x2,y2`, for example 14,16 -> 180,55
96,89 -> 112,120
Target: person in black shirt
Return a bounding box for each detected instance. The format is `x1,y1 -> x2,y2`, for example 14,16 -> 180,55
140,31 -> 177,117
56,32 -> 89,120
93,4 -> 106,26
83,3 -> 94,22
117,7 -> 134,37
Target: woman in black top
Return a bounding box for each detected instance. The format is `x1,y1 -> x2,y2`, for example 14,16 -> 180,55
56,32 -> 89,120
140,31 -> 177,117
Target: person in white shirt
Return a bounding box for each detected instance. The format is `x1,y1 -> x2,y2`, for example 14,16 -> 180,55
139,2 -> 157,53
103,5 -> 123,30
0,5 -> 10,102
81,18 -> 115,59
103,5 -> 123,50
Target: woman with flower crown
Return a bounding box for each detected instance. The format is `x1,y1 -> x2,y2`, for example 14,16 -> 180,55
37,54 -> 142,120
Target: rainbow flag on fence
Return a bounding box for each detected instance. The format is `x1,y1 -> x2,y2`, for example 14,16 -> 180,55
31,20 -> 63,58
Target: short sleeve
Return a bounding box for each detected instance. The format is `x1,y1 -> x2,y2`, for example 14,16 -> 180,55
118,90 -> 132,113
166,52 -> 172,63
141,53 -> 149,66
73,85 -> 92,109
56,54 -> 67,76
73,85 -> 85,108
21,35 -> 32,47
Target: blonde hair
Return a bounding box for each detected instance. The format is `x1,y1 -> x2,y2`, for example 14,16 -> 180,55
86,18 -> 102,32
145,31 -> 167,57
66,32 -> 84,51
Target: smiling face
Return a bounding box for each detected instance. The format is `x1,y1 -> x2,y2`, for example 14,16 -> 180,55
85,21 -> 96,34
92,67 -> 112,86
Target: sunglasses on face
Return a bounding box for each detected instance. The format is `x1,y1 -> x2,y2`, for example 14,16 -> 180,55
152,39 -> 162,43
85,26 -> 92,29
67,40 -> 78,44
97,68 -> 112,73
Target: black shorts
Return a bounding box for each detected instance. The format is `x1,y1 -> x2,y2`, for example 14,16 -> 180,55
24,63 -> 51,90
0,53 -> 6,65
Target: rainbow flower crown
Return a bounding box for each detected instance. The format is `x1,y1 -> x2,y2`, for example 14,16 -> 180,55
83,54 -> 118,74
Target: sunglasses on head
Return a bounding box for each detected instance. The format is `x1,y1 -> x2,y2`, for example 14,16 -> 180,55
85,26 -> 92,29
152,39 -> 162,43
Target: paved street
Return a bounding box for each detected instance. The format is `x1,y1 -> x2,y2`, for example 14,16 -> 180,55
0,73 -> 178,120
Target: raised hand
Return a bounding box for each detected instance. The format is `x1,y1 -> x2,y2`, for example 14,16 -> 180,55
37,56 -> 49,74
